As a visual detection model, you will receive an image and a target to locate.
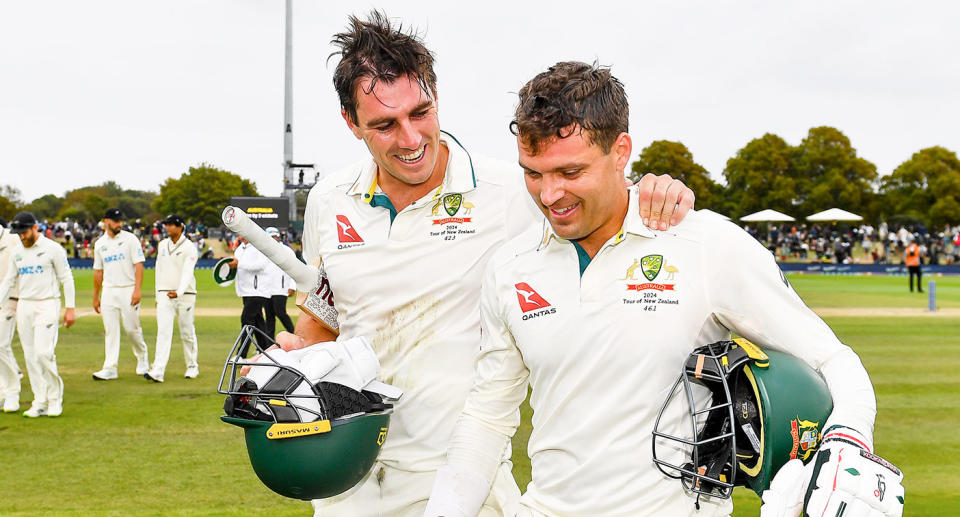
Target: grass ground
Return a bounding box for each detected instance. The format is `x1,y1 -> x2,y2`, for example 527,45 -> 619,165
0,272 -> 956,515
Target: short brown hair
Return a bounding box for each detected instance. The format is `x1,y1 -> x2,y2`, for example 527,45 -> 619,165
330,11 -> 437,124
510,61 -> 628,156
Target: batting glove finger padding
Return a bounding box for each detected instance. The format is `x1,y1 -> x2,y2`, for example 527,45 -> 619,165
759,459 -> 808,517
803,427 -> 904,517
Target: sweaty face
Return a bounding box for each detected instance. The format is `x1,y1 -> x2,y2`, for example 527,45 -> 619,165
345,76 -> 441,190
520,129 -> 631,251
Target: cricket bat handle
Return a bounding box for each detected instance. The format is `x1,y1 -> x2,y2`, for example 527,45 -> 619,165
221,206 -> 315,288
221,205 -> 339,334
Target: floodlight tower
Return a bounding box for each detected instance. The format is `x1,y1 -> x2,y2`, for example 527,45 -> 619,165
281,0 -> 315,223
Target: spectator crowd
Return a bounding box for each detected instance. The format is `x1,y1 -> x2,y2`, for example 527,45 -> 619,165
745,221 -> 960,265
30,218 -> 213,260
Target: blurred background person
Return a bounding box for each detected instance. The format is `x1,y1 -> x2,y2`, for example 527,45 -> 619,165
0,217 -> 23,413
229,236 -> 270,356
145,214 -> 199,382
905,235 -> 924,293
262,227 -> 296,338
0,212 -> 75,417
91,208 -> 150,380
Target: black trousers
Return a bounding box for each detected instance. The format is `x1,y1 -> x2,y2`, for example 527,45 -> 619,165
908,265 -> 923,292
240,296 -> 270,356
265,294 -> 295,338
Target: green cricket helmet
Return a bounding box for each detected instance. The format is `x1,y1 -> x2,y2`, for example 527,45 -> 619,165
652,338 -> 833,499
218,326 -> 398,500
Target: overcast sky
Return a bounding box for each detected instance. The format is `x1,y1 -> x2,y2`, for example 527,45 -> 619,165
1,1 -> 957,202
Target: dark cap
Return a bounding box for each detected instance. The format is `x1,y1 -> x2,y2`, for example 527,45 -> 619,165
0,216 -> 7,228
10,211 -> 38,234
162,214 -> 185,226
104,208 -> 124,221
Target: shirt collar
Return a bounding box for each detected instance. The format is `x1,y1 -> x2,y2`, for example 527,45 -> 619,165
347,130 -> 478,204
537,186 -> 656,251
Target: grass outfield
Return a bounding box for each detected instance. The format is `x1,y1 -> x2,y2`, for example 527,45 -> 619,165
785,274 -> 960,309
0,271 -> 956,515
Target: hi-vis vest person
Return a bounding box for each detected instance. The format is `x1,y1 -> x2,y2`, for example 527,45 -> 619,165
905,242 -> 920,267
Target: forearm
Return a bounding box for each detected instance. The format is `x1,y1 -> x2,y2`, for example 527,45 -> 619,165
0,272 -> 14,303
93,270 -> 103,300
54,255 -> 76,308
134,263 -> 143,291
293,314 -> 337,344
61,273 -> 76,308
818,348 -> 877,446
425,413 -> 512,517
176,262 -> 195,296
446,413 -> 512,483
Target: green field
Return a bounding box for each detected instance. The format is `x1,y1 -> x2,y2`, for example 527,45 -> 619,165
0,272 -> 956,515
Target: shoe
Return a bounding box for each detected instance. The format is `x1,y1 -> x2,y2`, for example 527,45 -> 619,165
144,371 -> 163,383
184,366 -> 199,379
92,368 -> 118,381
47,400 -> 62,417
23,405 -> 47,418
3,397 -> 19,413
136,360 -> 150,376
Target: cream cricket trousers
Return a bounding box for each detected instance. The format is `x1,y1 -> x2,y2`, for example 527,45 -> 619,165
0,298 -> 21,399
100,285 -> 149,372
17,299 -> 63,407
151,293 -> 198,379
312,460 -> 519,517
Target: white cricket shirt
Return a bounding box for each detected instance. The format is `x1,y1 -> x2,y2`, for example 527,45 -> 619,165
233,242 -> 271,298
0,229 -> 20,299
449,190 -> 876,517
0,235 -> 75,308
302,131 -> 539,471
154,235 -> 198,296
93,230 -> 145,288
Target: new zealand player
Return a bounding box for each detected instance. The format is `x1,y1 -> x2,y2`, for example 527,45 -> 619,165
0,212 -> 75,417
92,208 -> 150,380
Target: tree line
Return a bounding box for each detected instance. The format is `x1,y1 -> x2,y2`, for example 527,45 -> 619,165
0,164 -> 258,228
2,129 -> 958,229
628,126 -> 960,228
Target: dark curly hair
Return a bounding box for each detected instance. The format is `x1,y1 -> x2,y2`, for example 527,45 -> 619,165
330,10 -> 437,124
510,61 -> 628,156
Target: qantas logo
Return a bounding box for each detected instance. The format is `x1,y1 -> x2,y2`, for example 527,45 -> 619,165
335,215 -> 364,248
515,282 -> 556,320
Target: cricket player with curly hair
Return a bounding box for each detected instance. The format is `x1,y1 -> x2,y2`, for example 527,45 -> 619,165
425,61 -> 904,517
274,11 -> 696,516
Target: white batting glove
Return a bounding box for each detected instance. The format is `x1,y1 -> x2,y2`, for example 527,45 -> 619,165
761,426 -> 905,517
759,459 -> 807,517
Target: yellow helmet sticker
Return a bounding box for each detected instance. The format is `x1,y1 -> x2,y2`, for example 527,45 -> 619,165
265,420 -> 332,440
733,337 -> 769,364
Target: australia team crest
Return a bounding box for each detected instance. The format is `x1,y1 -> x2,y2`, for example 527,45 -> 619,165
641,255 -> 663,281
443,193 -> 462,216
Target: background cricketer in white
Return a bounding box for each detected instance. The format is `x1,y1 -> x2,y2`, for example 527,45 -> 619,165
0,213 -> 76,418
0,222 -> 23,413
92,210 -> 150,380
145,216 -> 199,382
